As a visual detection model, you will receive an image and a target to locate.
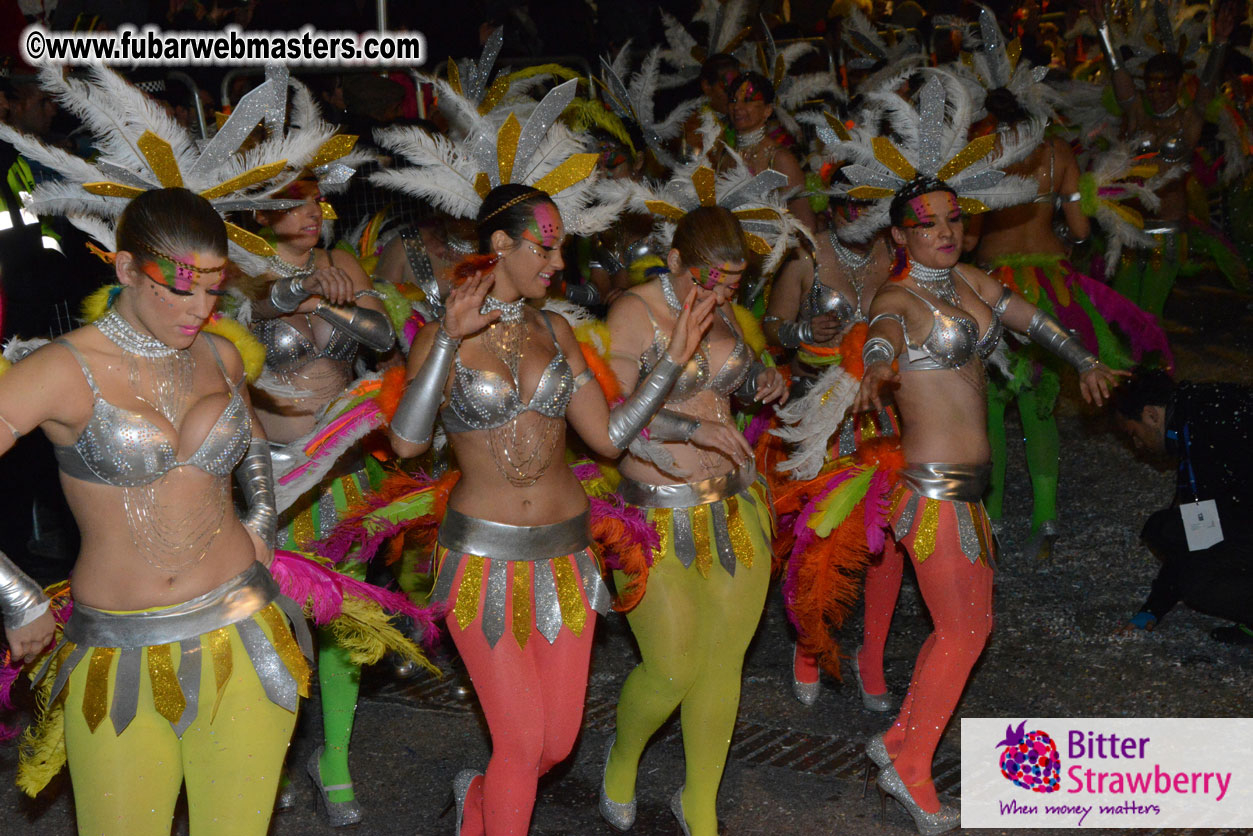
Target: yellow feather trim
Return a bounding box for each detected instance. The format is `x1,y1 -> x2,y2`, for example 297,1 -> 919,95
80,284 -> 118,324
733,304 -> 766,356
204,315 -> 264,383
573,320 -> 612,357
628,254 -> 666,286
326,596 -> 439,675
0,355 -> 10,377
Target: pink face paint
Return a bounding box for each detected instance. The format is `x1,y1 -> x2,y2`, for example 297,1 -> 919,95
688,262 -> 745,291
901,191 -> 959,229
520,202 -> 563,251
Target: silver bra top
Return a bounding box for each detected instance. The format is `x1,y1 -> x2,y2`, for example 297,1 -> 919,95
630,284 -> 752,402
253,316 -> 358,374
53,337 -> 252,487
440,312 -> 577,433
799,274 -> 859,328
871,274 -> 1010,371
1132,133 -> 1188,164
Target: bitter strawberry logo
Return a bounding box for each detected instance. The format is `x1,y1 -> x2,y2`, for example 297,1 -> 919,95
996,720 -> 1061,793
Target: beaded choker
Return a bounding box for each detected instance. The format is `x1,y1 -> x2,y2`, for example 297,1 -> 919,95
736,126 -> 767,150
445,234 -> 476,255
267,250 -> 316,279
97,310 -> 180,358
481,296 -> 526,323
908,260 -> 959,307
830,230 -> 871,271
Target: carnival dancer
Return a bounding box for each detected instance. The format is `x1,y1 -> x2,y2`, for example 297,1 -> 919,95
764,206 -> 894,706
0,188 -> 308,836
248,172 -> 394,826
599,204 -> 789,836
1090,0 -> 1241,315
387,184 -> 713,836
834,72 -> 1125,834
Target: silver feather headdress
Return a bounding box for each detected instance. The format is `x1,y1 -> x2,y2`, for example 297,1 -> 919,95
0,64 -> 368,276
371,79 -> 618,236
825,70 -> 1041,242
841,9 -> 927,96
599,43 -> 700,170
956,5 -> 1062,123
657,0 -> 755,88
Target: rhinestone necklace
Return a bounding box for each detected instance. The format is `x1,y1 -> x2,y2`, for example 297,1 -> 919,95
97,310 -> 180,358
908,260 -> 960,307
736,126 -> 767,150
481,295 -> 526,323
445,234 -> 476,255
267,250 -> 316,279
829,229 -> 872,271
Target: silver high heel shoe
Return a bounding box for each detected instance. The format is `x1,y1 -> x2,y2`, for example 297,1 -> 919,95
875,763 -> 960,835
307,745 -> 364,827
598,735 -> 636,831
861,732 -> 892,798
852,645 -> 893,712
451,769 -> 481,836
274,774 -> 297,811
670,786 -> 691,836
791,643 -> 820,706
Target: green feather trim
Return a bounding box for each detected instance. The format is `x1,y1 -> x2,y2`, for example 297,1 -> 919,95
812,467 -> 874,537
1070,283 -> 1133,370
1077,172 -> 1099,218
987,253 -> 1065,271
374,280 -> 415,336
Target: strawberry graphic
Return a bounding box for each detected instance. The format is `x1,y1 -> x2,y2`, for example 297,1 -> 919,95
996,721 -> 1061,793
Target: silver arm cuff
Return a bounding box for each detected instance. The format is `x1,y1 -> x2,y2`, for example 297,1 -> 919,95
1097,22 -> 1124,74
1,550 -> 49,631
863,336 -> 896,367
608,354 -> 682,450
773,318 -> 813,349
391,327 -> 459,445
269,275 -> 311,313
1054,218 -> 1090,246
648,409 -> 701,442
1201,41 -> 1229,88
237,438 -> 278,549
1027,309 -> 1099,373
313,302 -> 396,352
735,360 -> 769,401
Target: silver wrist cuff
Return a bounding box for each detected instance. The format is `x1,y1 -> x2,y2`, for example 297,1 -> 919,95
269,275 -> 310,313
1054,218 -> 1090,246
1,550 -> 49,631
312,303 -> 396,352
775,319 -> 813,349
863,336 -> 896,367
736,360 -> 769,401
1027,310 -> 1099,373
237,438 -> 278,549
391,327 -> 459,445
608,354 -> 682,449
648,409 -> 701,442
1097,22 -> 1124,74
1201,41 -> 1229,88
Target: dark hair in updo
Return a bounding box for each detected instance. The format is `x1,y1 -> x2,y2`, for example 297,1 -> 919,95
475,184 -> 558,254
1144,52 -> 1184,81
888,178 -> 958,227
984,86 -> 1028,126
727,72 -> 776,105
670,206 -> 748,271
116,187 -> 227,261
1112,366 -> 1175,423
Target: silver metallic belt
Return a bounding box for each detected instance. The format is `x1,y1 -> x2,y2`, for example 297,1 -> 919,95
64,562 -> 282,648
438,508 -> 591,561
899,462 -> 991,503
619,465 -> 757,509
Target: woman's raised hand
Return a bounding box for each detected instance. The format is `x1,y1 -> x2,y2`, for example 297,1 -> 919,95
664,287 -> 717,365
443,271 -> 502,339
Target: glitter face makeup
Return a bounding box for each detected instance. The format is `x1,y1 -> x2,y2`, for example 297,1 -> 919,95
520,202 -> 563,251
900,192 -> 960,230
137,246 -> 227,295
689,261 -> 745,291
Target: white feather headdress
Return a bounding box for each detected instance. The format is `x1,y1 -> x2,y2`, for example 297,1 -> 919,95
825,70 -> 1041,243
0,64 -> 367,277
956,5 -> 1062,123
371,79 -> 618,236
841,10 -> 927,96
599,44 -> 701,170
742,18 -> 847,137
657,0 -> 754,88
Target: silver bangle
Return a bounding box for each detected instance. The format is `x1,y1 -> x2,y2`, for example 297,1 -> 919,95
774,319 -> 814,349
1054,218 -> 1090,247
1,550 -> 49,631
237,439 -> 278,550
648,409 -> 701,442
863,336 -> 896,367
1097,21 -> 1124,74
391,327 -> 460,445
735,359 -> 769,401
608,354 -> 683,449
312,302 -> 396,352
269,275 -> 310,313
1027,309 -> 1099,373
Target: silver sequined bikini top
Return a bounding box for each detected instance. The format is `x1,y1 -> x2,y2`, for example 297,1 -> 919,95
799,275 -> 859,328
253,316 -> 358,374
1132,133 -> 1188,164
53,337 -> 251,487
871,274 -> 1010,371
629,288 -> 752,402
440,312 -> 577,433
